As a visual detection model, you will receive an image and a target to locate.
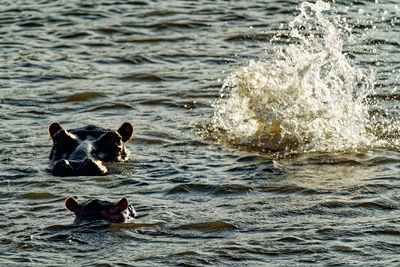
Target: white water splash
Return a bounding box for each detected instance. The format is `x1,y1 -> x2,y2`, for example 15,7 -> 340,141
211,1 -> 376,155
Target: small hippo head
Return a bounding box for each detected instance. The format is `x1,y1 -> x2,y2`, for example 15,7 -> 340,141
65,196 -> 137,225
49,122 -> 133,176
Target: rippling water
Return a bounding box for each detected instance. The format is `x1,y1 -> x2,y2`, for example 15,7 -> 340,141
0,0 -> 399,266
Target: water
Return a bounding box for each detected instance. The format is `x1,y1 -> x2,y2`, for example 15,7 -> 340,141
0,0 -> 399,266
209,1 -> 400,156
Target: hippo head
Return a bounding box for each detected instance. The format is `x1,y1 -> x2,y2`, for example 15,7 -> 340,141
49,122 -> 133,176
65,196 -> 137,225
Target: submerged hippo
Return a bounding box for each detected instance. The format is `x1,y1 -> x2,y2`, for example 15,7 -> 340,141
65,196 -> 137,224
48,122 -> 133,176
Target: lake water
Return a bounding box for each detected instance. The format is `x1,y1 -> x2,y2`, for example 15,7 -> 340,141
1,0 -> 399,266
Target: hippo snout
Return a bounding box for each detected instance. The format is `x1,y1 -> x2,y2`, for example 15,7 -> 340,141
52,159 -> 107,176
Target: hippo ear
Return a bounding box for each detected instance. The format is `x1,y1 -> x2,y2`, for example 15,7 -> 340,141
113,197 -> 129,213
65,196 -> 81,214
117,122 -> 134,142
49,122 -> 63,139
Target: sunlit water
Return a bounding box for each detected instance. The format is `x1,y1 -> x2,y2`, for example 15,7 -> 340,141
211,1 -> 373,154
0,0 -> 399,266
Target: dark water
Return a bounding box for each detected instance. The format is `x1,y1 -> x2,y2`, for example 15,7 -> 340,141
0,0 -> 399,266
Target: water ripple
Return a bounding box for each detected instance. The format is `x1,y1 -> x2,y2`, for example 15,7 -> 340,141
0,0 -> 399,266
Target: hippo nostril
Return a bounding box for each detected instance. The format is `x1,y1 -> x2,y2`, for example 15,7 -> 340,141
58,159 -> 70,166
52,159 -> 75,176
76,158 -> 108,176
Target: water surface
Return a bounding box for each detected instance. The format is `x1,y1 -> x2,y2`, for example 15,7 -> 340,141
0,0 -> 399,266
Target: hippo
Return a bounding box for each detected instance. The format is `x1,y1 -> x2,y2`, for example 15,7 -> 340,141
65,196 -> 137,224
48,122 -> 134,176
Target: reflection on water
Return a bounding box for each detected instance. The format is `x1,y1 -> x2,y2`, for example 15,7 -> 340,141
276,152 -> 381,190
0,0 -> 400,266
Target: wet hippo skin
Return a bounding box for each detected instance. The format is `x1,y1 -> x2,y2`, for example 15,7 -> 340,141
65,196 -> 137,224
49,122 -> 133,176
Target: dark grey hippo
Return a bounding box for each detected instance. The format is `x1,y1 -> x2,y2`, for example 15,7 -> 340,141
48,122 -> 133,176
65,196 -> 137,224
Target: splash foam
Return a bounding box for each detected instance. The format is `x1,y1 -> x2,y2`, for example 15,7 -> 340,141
211,1 -> 376,155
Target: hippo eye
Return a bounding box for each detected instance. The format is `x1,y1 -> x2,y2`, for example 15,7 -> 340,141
51,130 -> 78,160
115,136 -> 122,146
